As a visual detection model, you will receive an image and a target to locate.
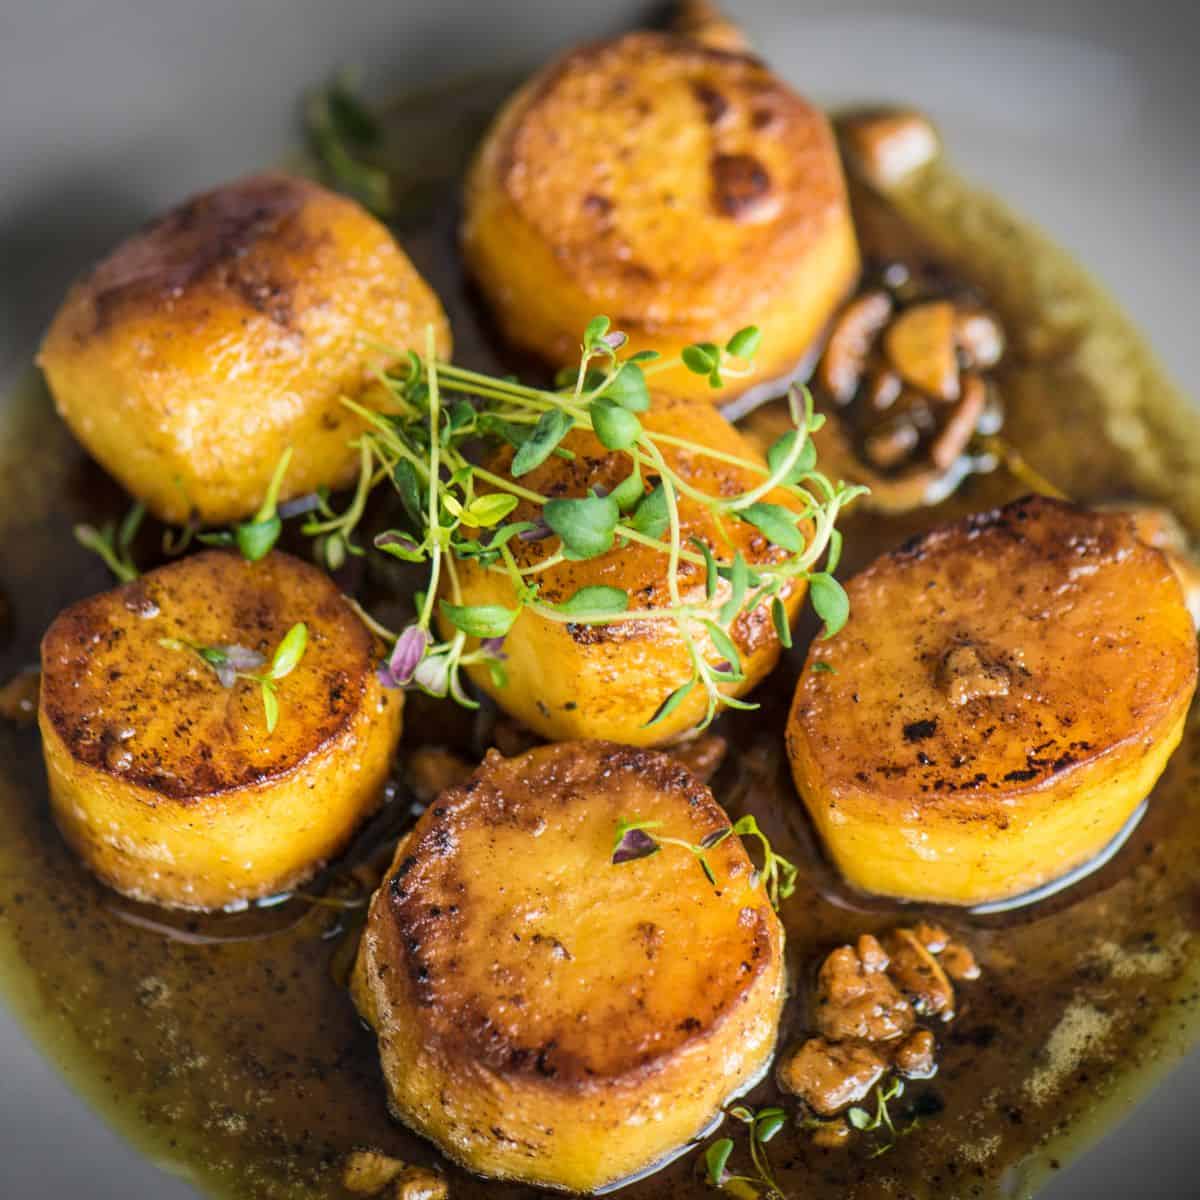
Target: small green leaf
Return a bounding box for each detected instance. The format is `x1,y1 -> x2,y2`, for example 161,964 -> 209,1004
702,620 -> 743,677
771,596 -> 793,648
439,601 -> 520,639
848,1107 -> 872,1131
681,344 -> 717,375
740,503 -> 805,553
704,1138 -> 734,1186
589,398 -> 642,451
511,409 -> 573,477
725,326 -> 763,359
755,1110 -> 786,1143
809,573 -> 850,638
556,585 -> 630,617
643,677 -> 696,727
269,623 -> 308,680
583,315 -> 611,347
463,492 -> 520,528
718,551 -> 749,625
601,362 -> 650,412
261,683 -> 279,734
543,490 -> 620,560
611,461 -> 644,512
117,502 -> 146,553
767,430 -> 817,483
811,660 -> 836,674
235,515 -> 282,562
629,484 -> 668,539
691,537 -> 719,600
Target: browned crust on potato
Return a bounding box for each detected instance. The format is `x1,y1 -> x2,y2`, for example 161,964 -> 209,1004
367,741 -> 776,1090
489,32 -> 847,330
39,550 -> 376,801
788,495 -> 1198,821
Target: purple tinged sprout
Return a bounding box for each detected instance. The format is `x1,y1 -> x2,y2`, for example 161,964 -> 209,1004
210,644 -> 265,689
413,652 -> 450,698
377,625 -> 429,689
602,330 -> 628,350
518,518 -> 552,543
375,531 -> 421,555
612,827 -> 660,865
478,637 -> 507,660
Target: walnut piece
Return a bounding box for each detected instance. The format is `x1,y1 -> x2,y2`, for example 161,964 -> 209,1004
778,1037 -> 887,1116
815,934 -> 914,1042
884,929 -> 956,1020
893,1028 -> 937,1079
343,1150 -> 407,1195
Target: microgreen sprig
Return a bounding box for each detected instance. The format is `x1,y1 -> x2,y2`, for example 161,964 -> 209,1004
844,1078 -> 921,1157
159,621 -> 308,734
196,446 -> 295,562
305,70 -> 393,217
705,1105 -> 788,1199
610,813 -> 797,910
74,502 -> 145,583
321,316 -> 863,732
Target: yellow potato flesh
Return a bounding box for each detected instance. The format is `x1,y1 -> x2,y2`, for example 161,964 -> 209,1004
352,741 -> 785,1192
787,496 -> 1197,906
39,550 -> 403,909
440,394 -> 806,744
39,173 -> 450,524
462,32 -> 859,402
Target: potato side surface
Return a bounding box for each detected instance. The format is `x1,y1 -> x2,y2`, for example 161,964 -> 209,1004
462,32 -> 858,402
787,496 -> 1198,906
39,173 -> 451,524
39,550 -> 403,910
351,740 -> 785,1192
440,394 -> 806,744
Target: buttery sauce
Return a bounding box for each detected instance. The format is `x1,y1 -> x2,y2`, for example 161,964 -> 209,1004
2,76 -> 1200,1200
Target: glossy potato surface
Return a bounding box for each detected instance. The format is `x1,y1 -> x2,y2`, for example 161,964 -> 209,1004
39,173 -> 450,523
787,496 -> 1197,906
441,394 -> 806,744
462,32 -> 858,402
39,550 -> 403,909
351,741 -> 785,1192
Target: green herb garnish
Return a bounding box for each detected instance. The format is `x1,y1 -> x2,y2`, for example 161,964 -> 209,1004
160,621 -> 308,734
74,502 -> 145,583
305,70 -> 393,216
704,1104 -> 788,1198
611,813 -> 797,910
303,317 -> 862,729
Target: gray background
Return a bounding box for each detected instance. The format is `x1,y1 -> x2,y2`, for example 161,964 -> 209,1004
1,1 -> 1198,1195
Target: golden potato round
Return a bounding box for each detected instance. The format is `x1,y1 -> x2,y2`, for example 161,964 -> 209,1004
439,393 -> 807,744
39,550 -> 403,910
39,173 -> 451,524
351,740 -> 785,1193
462,32 -> 859,402
787,496 -> 1197,907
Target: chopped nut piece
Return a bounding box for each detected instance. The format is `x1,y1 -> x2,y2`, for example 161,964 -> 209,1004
816,936 -> 914,1042
913,922 -> 949,954
863,365 -> 903,411
842,110 -> 940,188
940,642 -> 1011,706
892,1028 -> 937,1079
884,929 -> 956,1021
393,1167 -> 449,1200
778,1037 -> 887,1116
863,417 -> 920,470
343,1149 -> 407,1194
811,1117 -> 852,1149
817,290 -> 894,404
884,300 -> 960,402
406,749 -> 473,805
955,308 -> 1005,370
941,940 -> 982,982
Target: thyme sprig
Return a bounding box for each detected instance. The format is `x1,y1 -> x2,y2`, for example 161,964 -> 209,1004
305,70 -> 393,217
611,813 -> 797,910
705,1105 -> 788,1199
310,317 -> 863,730
74,502 -> 145,583
159,622 -> 308,733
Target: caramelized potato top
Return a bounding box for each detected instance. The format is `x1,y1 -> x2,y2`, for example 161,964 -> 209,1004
487,32 -> 847,330
371,741 -> 777,1085
40,551 -> 376,800
790,496 -> 1197,815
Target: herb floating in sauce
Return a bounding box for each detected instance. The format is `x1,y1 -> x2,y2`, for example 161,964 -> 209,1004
305,70 -> 394,217
73,501 -> 145,582
310,321 -> 861,732
159,621 -> 308,733
611,813 -> 797,909
704,1104 -> 788,1199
